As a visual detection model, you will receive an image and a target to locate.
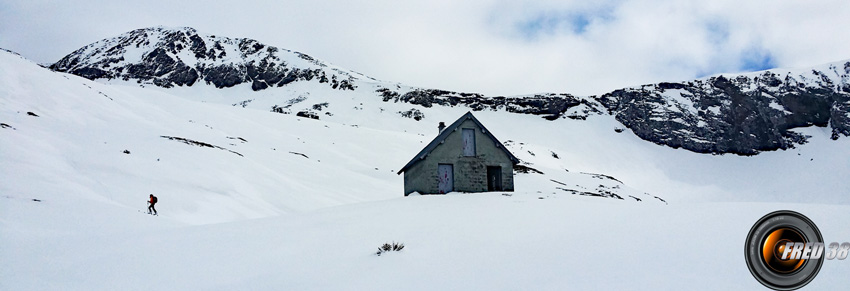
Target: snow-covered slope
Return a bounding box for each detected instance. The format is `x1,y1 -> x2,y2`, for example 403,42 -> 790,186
3,37 -> 850,289
6,194 -> 850,290
4,43 -> 850,225
1,49 -> 662,225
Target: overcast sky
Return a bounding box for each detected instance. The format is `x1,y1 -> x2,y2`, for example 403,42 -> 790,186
2,0 -> 849,96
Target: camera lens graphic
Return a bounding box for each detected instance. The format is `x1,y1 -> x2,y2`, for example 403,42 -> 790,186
745,210 -> 824,291
762,227 -> 806,273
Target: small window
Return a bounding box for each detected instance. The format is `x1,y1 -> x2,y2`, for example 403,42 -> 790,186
462,128 -> 475,156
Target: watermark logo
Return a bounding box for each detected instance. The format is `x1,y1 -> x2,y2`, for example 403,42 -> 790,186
744,210 -> 850,290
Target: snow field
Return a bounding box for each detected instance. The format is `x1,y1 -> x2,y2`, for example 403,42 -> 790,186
3,49 -> 850,290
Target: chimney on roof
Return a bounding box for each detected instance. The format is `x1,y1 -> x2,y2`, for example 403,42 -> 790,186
438,122 -> 446,134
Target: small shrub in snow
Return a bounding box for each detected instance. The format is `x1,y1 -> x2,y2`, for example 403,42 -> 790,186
376,242 -> 404,256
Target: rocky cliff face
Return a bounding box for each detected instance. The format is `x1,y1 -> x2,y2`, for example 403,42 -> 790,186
50,27 -> 359,91
595,65 -> 850,155
50,27 -> 850,155
373,65 -> 850,155
376,88 -> 601,120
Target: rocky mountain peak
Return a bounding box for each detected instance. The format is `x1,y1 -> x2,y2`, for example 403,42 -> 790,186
50,26 -> 361,91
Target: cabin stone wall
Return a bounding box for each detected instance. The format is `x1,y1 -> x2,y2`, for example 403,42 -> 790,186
403,119 -> 514,195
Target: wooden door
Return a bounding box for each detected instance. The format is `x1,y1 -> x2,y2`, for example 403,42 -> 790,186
438,164 -> 453,194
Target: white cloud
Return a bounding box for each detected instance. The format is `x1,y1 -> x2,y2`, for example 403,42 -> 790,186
2,0 -> 849,96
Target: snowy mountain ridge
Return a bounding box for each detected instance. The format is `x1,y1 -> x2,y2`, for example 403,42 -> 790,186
49,27 -> 850,156
50,26 -> 365,91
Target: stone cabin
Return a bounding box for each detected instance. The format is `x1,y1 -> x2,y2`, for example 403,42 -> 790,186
397,112 -> 519,196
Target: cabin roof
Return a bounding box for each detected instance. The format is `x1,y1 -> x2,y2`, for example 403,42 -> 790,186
397,111 -> 519,175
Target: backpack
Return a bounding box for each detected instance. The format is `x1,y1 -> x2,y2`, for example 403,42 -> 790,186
152,196 -> 158,203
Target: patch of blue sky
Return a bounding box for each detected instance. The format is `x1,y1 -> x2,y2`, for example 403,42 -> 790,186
739,49 -> 775,72
696,20 -> 775,76
695,51 -> 775,79
516,12 -> 602,40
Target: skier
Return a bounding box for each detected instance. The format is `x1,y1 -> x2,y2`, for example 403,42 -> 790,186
147,194 -> 158,215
